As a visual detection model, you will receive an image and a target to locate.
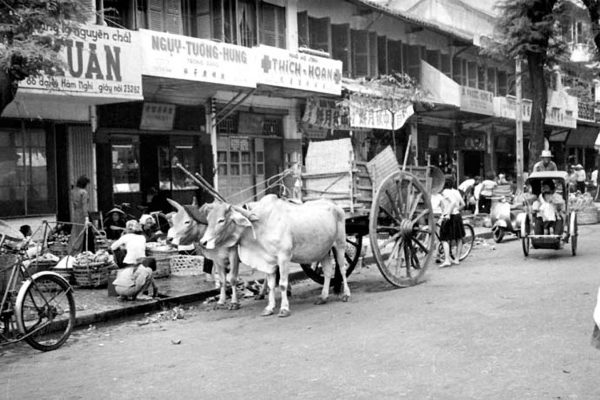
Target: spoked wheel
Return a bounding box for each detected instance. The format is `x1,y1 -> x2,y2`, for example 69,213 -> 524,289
15,273 -> 76,351
369,171 -> 436,287
300,234 -> 362,285
453,222 -> 475,261
570,212 -> 578,256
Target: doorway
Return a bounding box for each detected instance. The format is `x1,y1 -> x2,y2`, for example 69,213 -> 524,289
264,139 -> 283,195
463,150 -> 484,178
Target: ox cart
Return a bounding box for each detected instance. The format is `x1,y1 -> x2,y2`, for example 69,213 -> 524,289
175,138 -> 444,289
298,139 -> 444,288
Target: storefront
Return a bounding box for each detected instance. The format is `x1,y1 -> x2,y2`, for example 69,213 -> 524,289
0,24 -> 143,222
95,101 -> 210,213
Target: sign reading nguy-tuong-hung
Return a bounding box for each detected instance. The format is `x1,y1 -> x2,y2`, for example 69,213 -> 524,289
255,46 -> 342,95
19,24 -> 142,101
140,30 -> 255,88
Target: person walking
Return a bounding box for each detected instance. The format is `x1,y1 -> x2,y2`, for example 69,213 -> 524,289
532,150 -> 557,172
68,175 -> 93,255
439,180 -> 466,268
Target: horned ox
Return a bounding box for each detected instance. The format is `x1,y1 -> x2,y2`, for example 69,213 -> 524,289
166,199 -> 242,309
200,194 -> 351,317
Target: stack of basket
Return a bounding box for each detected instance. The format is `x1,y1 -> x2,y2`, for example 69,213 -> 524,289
577,207 -> 599,225
170,255 -> 204,276
145,244 -> 176,278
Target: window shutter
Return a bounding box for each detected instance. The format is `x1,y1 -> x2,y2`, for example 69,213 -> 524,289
351,29 -> 369,78
368,31 -> 377,76
377,36 -> 387,75
211,0 -> 223,41
332,23 -> 350,76
275,5 -> 286,48
309,17 -> 330,54
165,0 -> 183,34
405,44 -> 421,81
147,0 -> 165,31
195,0 -> 211,38
387,40 -> 402,74
452,56 -> 462,84
260,3 -> 277,47
297,11 -> 309,48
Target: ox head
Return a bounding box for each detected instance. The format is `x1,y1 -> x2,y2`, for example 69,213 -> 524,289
200,202 -> 258,250
166,198 -> 212,246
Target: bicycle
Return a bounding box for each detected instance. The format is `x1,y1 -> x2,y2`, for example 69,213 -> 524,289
435,216 -> 475,262
0,233 -> 76,351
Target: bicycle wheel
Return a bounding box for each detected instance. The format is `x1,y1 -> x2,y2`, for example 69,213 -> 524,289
300,234 -> 362,285
453,222 -> 475,261
15,273 -> 76,351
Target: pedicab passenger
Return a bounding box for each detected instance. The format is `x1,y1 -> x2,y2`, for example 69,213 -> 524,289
531,182 -> 565,235
110,220 -> 156,301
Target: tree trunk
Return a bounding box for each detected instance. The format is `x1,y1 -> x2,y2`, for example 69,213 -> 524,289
0,69 -> 17,116
526,52 -> 547,172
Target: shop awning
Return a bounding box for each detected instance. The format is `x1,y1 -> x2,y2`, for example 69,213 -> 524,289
549,129 -> 569,142
567,125 -> 599,147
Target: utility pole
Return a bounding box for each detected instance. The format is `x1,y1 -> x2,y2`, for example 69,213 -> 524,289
515,57 -> 524,192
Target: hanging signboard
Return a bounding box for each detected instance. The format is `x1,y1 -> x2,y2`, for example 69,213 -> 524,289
140,29 -> 255,88
460,86 -> 494,115
255,46 -> 342,95
139,102 -> 176,131
19,24 -> 143,101
348,94 -> 414,130
301,97 -> 349,129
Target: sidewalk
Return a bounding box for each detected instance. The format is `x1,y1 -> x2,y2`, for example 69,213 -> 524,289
71,227 -> 494,328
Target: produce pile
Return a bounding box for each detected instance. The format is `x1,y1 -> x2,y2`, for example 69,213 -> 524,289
73,249 -> 113,265
146,242 -> 175,252
568,192 -> 595,212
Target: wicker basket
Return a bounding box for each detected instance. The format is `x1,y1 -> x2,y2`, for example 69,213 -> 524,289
27,259 -> 58,275
170,255 -> 204,276
73,260 -> 113,288
48,242 -> 69,257
576,208 -> 598,225
53,267 -> 75,285
146,249 -> 176,279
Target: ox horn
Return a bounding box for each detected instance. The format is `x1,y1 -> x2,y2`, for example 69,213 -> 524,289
167,198 -> 185,212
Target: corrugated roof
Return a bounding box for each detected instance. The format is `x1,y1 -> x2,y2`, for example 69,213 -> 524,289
347,0 -> 473,43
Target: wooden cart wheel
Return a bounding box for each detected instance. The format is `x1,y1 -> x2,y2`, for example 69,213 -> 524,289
521,215 -> 530,257
300,234 -> 362,285
369,171 -> 436,287
570,211 -> 578,256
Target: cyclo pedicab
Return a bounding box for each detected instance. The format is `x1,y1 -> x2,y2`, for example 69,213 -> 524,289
177,139 -> 472,289
520,171 -> 578,256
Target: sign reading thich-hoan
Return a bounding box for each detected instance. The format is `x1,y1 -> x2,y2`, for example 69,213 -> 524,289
255,46 -> 342,95
19,24 -> 142,101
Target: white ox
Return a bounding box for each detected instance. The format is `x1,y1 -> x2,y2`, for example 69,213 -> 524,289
166,199 -> 242,309
200,194 -> 350,317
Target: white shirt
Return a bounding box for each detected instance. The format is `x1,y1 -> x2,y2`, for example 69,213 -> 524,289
110,233 -> 146,264
458,179 -> 475,193
441,188 -> 464,215
592,170 -> 598,186
575,169 -> 586,182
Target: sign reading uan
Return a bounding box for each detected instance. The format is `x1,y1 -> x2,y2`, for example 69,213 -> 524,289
140,30 -> 255,88
19,24 -> 142,100
256,46 -> 342,95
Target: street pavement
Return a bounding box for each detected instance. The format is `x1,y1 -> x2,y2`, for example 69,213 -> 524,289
71,226 -> 493,328
2,224 -> 599,399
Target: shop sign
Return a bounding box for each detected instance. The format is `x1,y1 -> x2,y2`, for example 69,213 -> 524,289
302,97 -> 349,129
348,95 -> 414,130
19,24 -> 142,101
460,86 -> 494,115
457,134 -> 486,151
139,102 -> 175,131
493,96 -> 532,122
578,101 -> 595,122
255,46 -> 342,95
140,30 -> 255,88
